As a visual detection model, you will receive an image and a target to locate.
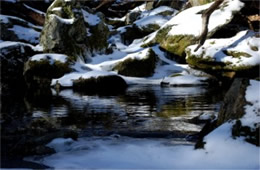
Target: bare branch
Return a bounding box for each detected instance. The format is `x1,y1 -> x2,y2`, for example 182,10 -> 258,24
194,0 -> 224,52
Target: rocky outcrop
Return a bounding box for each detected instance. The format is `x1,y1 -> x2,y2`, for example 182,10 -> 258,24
40,0 -> 87,60
73,75 -> 127,94
113,48 -> 158,77
189,0 -> 214,6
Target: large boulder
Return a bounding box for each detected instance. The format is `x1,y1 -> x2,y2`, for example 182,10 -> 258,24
143,0 -> 245,61
0,15 -> 41,45
40,0 -> 87,60
113,48 -> 158,77
186,30 -> 260,78
24,53 -> 71,89
0,41 -> 39,93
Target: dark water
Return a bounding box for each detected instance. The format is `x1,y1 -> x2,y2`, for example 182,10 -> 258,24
21,86 -> 223,133
1,84 -> 225,167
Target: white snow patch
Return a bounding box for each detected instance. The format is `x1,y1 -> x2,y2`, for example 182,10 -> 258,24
242,80 -> 260,128
50,14 -> 74,24
81,9 -> 100,26
162,75 -> 207,86
187,30 -> 260,67
8,25 -> 40,44
51,71 -> 115,87
162,0 -> 244,37
134,15 -> 169,28
31,53 -> 68,64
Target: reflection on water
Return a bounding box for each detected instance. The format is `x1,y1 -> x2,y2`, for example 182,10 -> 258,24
24,85 -> 223,134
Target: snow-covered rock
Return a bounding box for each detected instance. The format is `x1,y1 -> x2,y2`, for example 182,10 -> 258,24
186,30 -> 260,78
0,15 -> 41,44
113,48 -> 158,77
144,0 -> 244,59
24,53 -> 72,89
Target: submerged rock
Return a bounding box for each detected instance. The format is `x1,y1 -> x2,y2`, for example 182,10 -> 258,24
186,30 -> 260,78
113,48 -> 158,77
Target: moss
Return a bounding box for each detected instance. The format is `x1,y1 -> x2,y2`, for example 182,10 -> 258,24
226,51 -> 252,58
250,46 -> 258,51
113,49 -> 158,77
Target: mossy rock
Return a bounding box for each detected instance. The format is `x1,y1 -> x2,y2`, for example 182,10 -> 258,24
186,49 -> 260,78
40,0 -> 87,61
24,56 -> 71,89
113,48 -> 158,77
135,23 -> 161,35
73,75 -> 127,95
142,26 -> 197,62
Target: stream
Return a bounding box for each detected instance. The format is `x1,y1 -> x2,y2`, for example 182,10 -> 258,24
2,84 -> 225,168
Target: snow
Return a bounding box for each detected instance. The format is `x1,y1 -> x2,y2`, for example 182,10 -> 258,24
81,9 -> 100,26
140,6 -> 177,18
0,41 -> 42,53
27,124 -> 259,169
50,14 -> 74,24
242,80 -> 260,128
134,15 -> 169,29
31,53 -> 68,64
8,25 -> 40,44
23,4 -> 45,16
187,30 -> 260,67
162,0 -> 244,37
162,75 -> 208,86
51,71 -> 115,87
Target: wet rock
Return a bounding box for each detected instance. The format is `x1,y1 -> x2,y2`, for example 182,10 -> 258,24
0,15 -> 41,45
24,53 -> 71,90
73,75 -> 127,95
40,0 -> 87,60
113,48 -> 158,77
0,42 -> 39,93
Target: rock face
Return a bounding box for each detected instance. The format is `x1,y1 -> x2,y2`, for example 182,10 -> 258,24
24,53 -> 71,89
217,78 -> 249,125
0,42 -> 38,93
186,31 -> 260,78
113,48 -> 158,77
73,75 -> 127,94
40,0 -> 87,60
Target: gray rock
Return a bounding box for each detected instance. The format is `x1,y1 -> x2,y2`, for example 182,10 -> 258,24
40,0 -> 87,60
